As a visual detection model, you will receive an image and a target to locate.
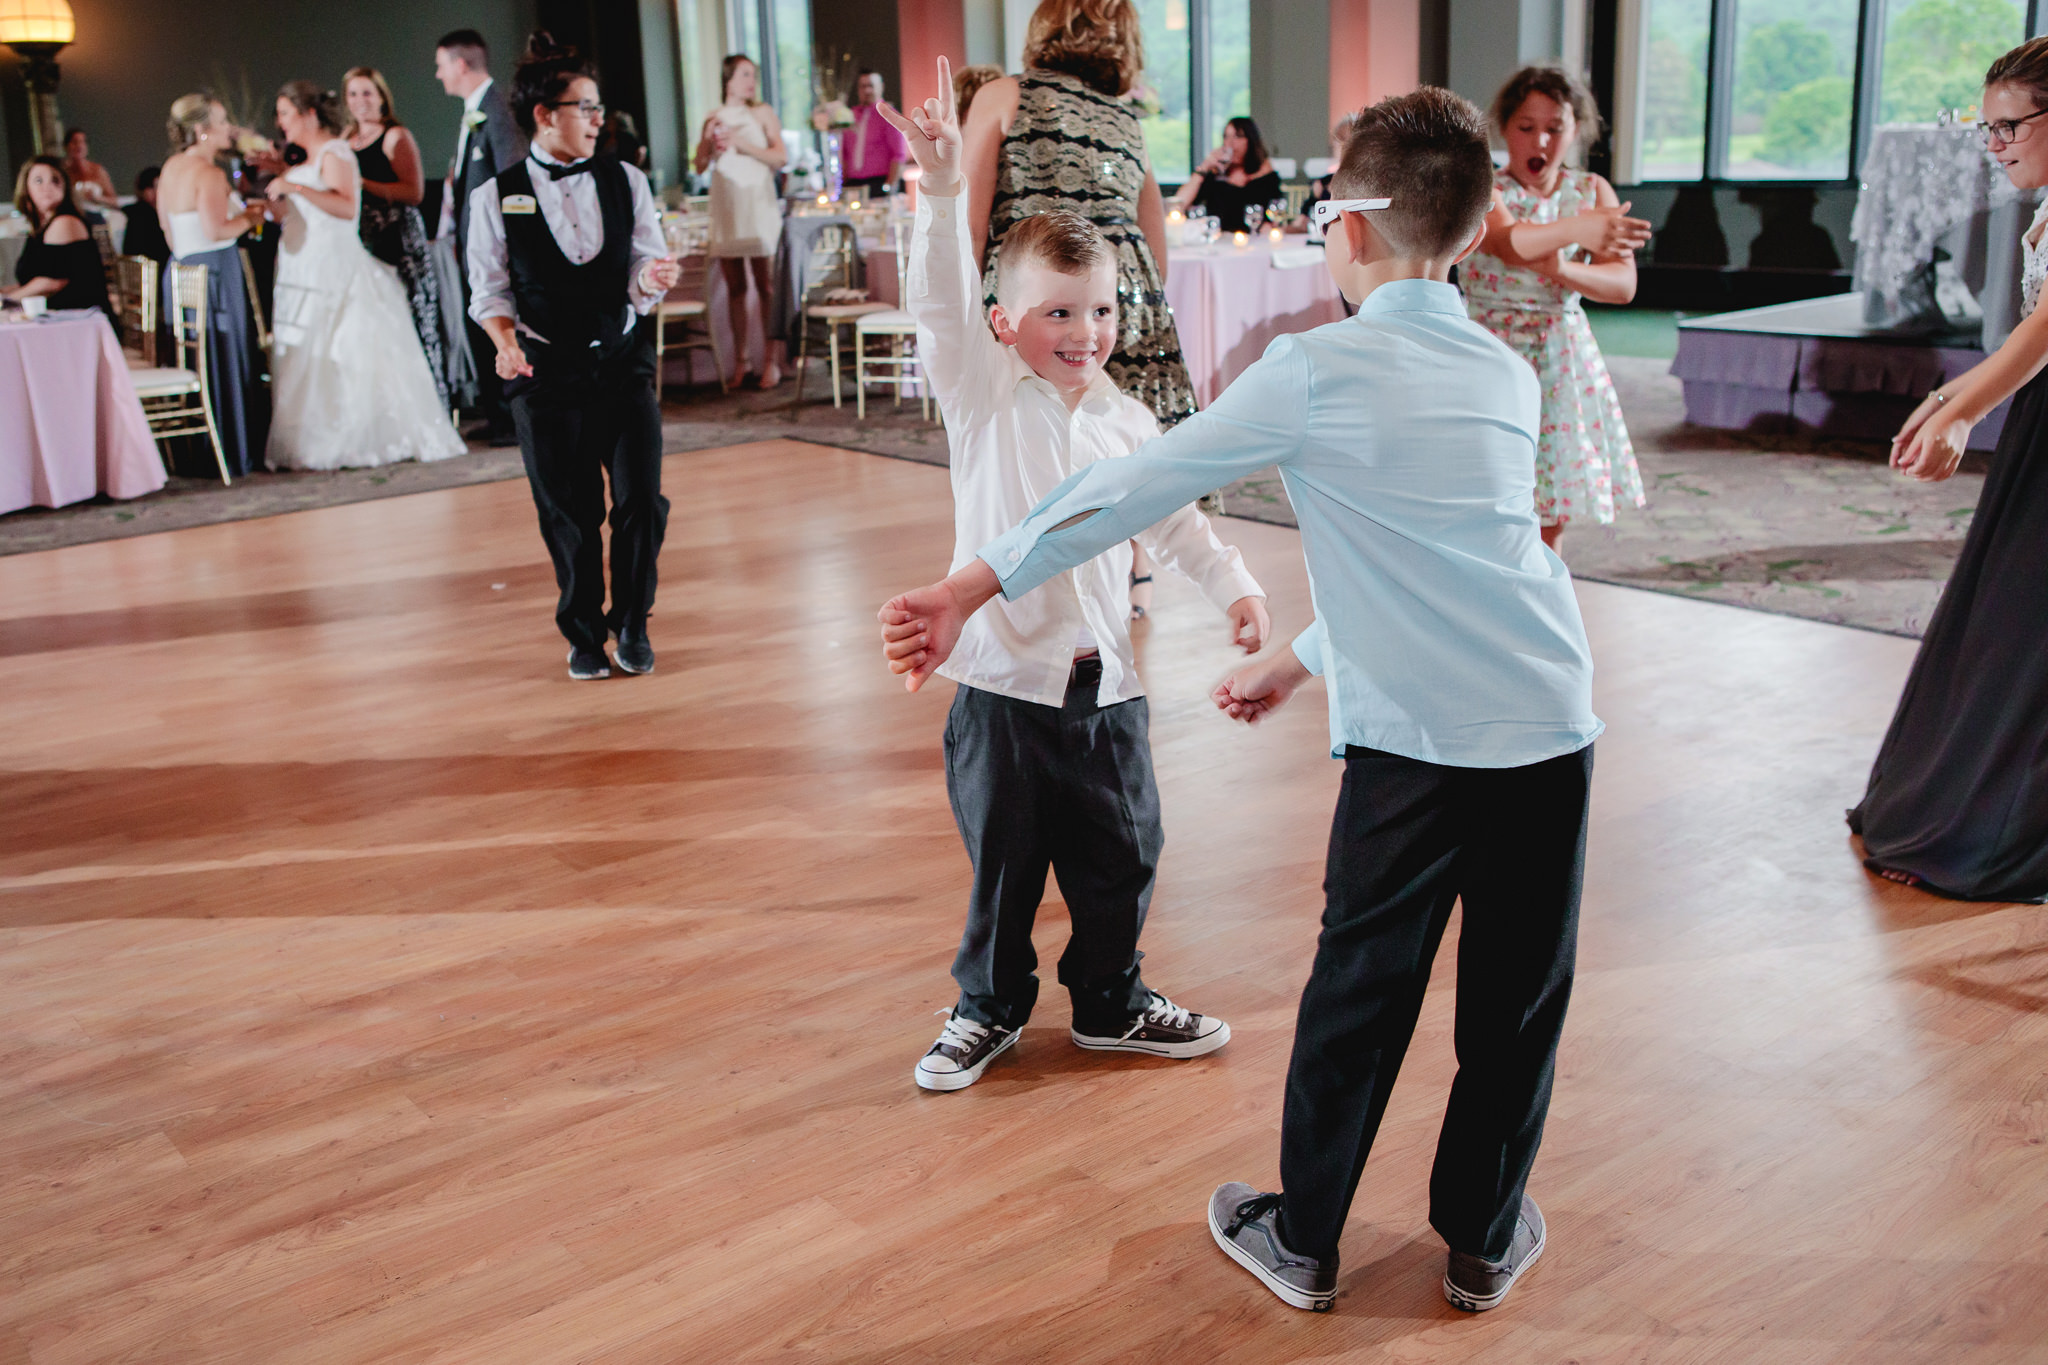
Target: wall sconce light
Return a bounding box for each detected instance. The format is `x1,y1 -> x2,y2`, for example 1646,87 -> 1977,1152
0,0 -> 76,154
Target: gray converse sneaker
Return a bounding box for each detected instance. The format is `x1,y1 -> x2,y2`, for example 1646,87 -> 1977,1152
1207,1183 -> 1336,1311
1443,1194 -> 1546,1311
1070,992 -> 1230,1058
913,1010 -> 1018,1091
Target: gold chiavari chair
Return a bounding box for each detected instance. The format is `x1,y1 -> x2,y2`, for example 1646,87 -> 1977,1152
238,247 -> 272,353
129,262 -> 231,484
113,255 -> 158,365
654,218 -> 724,400
788,222 -> 887,411
853,220 -> 927,421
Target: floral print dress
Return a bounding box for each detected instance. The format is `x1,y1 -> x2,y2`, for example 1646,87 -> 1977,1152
1462,168 -> 1645,526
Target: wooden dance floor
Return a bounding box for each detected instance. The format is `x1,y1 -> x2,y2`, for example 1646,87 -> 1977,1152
3,440 -> 2044,1363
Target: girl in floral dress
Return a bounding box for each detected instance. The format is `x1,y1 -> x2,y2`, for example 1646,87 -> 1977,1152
1463,66 -> 1653,549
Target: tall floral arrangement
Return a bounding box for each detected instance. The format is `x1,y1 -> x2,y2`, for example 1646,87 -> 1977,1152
810,46 -> 857,130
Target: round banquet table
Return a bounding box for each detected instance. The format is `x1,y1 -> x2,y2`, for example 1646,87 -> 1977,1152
0,309 -> 167,515
1162,239 -> 1347,407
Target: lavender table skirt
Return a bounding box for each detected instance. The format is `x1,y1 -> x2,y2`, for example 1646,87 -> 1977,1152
1672,294 -> 2009,451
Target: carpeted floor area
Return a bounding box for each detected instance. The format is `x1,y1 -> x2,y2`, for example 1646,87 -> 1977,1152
2,346 -> 1974,638
1219,355 -> 1978,638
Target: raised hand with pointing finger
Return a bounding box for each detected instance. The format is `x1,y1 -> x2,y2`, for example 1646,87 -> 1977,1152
873,55 -> 963,197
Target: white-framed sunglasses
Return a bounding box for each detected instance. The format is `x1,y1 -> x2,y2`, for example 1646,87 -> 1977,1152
1309,197 -> 1393,228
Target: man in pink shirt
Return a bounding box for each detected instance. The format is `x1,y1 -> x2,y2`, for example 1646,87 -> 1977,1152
843,69 -> 909,196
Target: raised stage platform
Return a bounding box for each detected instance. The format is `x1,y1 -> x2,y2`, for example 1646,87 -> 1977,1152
1672,292 -> 2010,450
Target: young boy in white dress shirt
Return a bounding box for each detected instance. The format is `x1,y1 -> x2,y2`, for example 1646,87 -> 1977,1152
882,88 -> 1600,1315
874,63 -> 1271,1093
466,34 -> 678,680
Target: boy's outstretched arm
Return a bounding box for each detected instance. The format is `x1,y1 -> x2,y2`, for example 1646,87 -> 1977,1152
878,557 -> 1001,691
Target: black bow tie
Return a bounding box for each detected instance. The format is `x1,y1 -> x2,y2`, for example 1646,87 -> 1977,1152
541,158 -> 593,180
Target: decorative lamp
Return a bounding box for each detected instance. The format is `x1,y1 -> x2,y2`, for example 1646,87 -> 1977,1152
0,0 -> 75,154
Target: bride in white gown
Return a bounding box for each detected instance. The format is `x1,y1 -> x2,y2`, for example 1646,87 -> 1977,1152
265,82 -> 464,470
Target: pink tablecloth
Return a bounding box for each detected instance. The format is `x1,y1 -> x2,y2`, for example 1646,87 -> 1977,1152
1164,241 -> 1347,407
0,310 -> 166,514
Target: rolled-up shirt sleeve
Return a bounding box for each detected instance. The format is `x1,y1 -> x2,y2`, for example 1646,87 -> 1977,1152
1291,616 -> 1329,676
979,335 -> 1312,599
465,178 -> 513,326
625,165 -> 668,317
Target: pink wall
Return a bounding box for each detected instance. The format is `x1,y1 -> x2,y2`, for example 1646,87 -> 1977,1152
1330,0 -> 1420,123
896,0 -> 968,111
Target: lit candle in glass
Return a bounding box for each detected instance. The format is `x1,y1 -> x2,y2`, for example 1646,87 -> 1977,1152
1267,226 -> 1284,245
1232,229 -> 1250,249
1165,207 -> 1186,248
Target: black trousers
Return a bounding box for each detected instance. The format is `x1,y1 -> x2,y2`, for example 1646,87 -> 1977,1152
943,665 -> 1160,1034
1279,742 -> 1594,1264
509,328 -> 668,652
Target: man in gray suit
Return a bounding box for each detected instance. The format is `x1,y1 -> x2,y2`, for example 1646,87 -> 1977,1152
437,28 -> 527,445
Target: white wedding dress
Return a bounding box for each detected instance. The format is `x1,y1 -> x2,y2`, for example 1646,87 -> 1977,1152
267,140 -> 465,470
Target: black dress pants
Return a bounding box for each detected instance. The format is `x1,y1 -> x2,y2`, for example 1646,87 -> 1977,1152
943,665 -> 1161,1035
509,329 -> 667,652
1279,742 -> 1594,1265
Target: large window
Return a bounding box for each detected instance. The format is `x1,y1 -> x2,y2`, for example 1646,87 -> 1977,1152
1727,0 -> 1859,177
719,0 -> 811,132
1133,0 -> 1250,185
1641,0 -> 1711,178
1625,0 -> 2029,182
1136,0 -> 1192,182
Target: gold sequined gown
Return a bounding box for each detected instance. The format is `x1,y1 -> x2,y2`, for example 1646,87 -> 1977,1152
982,69 -> 1197,427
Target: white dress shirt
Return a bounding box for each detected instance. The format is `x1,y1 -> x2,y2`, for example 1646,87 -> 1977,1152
465,146 -> 669,343
912,188 -> 1263,709
981,279 -> 1603,767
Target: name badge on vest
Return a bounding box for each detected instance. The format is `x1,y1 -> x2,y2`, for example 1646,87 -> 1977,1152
503,195 -> 538,215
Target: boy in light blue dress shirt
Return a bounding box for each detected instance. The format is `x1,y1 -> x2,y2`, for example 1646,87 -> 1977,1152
881,88 -> 1600,1315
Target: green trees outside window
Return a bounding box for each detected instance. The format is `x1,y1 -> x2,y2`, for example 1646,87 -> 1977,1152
1633,0 -> 2027,181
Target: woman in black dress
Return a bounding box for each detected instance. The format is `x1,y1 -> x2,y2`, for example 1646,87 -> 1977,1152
1173,117 -> 1282,233
1850,37 -> 2048,902
5,157 -> 110,316
343,66 -> 455,412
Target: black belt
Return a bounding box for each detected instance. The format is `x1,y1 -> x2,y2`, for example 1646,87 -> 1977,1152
1069,653 -> 1103,688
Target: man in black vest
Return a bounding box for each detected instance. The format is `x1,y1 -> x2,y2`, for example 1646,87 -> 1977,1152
466,37 -> 679,680
438,28 -> 528,446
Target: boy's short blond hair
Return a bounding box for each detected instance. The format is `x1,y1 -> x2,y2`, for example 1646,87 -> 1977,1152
994,210 -> 1116,300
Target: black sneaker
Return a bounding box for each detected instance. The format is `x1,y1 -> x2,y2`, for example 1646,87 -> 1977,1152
1443,1195 -> 1546,1312
613,629 -> 654,675
1071,991 -> 1229,1058
1208,1183 -> 1337,1311
566,646 -> 610,680
913,1010 -> 1018,1091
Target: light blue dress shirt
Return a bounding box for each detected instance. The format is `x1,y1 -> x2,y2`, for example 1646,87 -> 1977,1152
979,278 -> 1603,768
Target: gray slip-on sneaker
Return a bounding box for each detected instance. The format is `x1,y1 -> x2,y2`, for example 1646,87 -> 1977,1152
1443,1194 -> 1546,1311
1207,1182 -> 1337,1311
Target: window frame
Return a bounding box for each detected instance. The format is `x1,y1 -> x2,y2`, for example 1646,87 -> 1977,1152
1615,0 -> 2048,185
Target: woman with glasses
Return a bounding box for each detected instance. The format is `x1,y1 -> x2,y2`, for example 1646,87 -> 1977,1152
694,53 -> 786,389
466,33 -> 679,681
264,80 -> 464,470
1850,36 -> 2048,903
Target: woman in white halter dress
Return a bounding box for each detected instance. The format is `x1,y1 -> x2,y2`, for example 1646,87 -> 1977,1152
265,82 -> 463,470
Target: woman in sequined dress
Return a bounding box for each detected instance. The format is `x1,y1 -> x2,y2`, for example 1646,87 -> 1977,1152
1461,66 -> 1652,551
963,0 -> 1196,615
